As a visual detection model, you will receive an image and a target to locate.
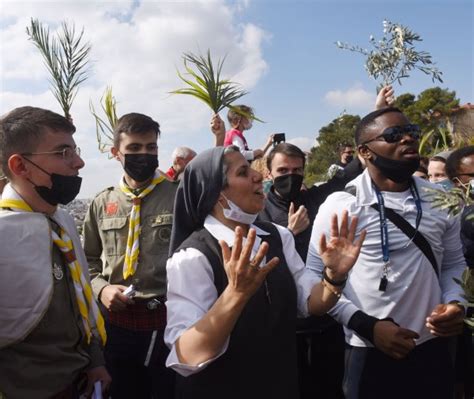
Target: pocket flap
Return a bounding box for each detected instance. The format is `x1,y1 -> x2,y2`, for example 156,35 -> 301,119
100,217 -> 128,231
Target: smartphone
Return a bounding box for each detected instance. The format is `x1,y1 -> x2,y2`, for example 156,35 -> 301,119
273,133 -> 286,145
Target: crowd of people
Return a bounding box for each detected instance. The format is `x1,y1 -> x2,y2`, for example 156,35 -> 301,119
0,84 -> 472,399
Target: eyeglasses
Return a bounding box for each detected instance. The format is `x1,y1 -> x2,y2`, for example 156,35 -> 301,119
362,124 -> 421,145
22,146 -> 81,161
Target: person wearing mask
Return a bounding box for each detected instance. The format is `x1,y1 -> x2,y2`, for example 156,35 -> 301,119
307,107 -> 466,399
0,106 -> 110,398
164,145 -> 366,399
428,150 -> 453,189
83,113 -> 176,398
223,105 -> 274,161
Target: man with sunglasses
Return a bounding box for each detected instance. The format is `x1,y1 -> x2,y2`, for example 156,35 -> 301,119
0,106 -> 111,398
307,107 -> 466,399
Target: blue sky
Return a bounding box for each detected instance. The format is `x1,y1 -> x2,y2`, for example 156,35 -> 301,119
1,0 -> 472,197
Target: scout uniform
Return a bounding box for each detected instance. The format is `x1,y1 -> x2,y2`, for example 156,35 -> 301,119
83,174 -> 177,398
0,184 -> 105,399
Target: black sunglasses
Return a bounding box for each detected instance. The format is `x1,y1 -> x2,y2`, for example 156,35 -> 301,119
362,124 -> 421,145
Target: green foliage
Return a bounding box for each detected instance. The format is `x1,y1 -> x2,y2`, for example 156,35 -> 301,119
336,20 -> 443,88
426,186 -> 474,331
90,86 -> 118,153
305,113 -> 360,184
393,87 -> 459,155
26,19 -> 91,119
172,50 -> 262,121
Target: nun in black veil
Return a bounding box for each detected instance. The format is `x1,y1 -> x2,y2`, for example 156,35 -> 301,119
164,146 -> 365,399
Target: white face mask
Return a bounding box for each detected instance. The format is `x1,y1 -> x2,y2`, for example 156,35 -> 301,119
220,194 -> 258,225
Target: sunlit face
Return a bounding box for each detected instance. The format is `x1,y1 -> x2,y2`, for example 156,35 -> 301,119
20,129 -> 84,189
428,160 -> 447,183
359,112 -> 419,164
220,151 -> 264,214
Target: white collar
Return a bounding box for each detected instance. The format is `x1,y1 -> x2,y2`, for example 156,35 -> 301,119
346,169 -> 433,208
204,214 -> 269,252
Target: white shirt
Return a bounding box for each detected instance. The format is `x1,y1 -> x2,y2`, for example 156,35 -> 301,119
164,215 -> 319,376
231,134 -> 254,161
306,170 -> 466,347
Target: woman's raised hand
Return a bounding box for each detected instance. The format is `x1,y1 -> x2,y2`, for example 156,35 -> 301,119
219,227 -> 279,300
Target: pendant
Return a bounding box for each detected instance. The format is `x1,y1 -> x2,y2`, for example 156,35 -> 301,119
53,263 -> 64,280
379,276 -> 388,292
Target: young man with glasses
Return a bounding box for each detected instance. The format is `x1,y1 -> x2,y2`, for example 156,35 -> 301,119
83,112 -> 176,398
306,107 -> 466,399
0,106 -> 111,398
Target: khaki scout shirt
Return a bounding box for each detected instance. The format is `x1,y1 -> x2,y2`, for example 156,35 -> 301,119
0,224 -> 103,399
83,179 -> 177,300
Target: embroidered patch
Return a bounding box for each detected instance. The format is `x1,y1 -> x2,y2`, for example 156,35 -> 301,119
106,202 -> 119,216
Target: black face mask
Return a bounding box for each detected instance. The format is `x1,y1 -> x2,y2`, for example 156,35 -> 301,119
345,155 -> 354,163
23,157 -> 82,205
369,149 -> 420,183
273,174 -> 303,201
123,153 -> 158,182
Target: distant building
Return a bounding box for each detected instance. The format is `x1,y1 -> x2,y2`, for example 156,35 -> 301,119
448,103 -> 474,145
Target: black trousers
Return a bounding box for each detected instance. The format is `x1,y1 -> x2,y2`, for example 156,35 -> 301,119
343,337 -> 455,399
296,316 -> 345,399
105,323 -> 175,399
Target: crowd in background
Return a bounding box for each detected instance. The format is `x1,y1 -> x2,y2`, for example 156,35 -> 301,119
0,86 -> 473,399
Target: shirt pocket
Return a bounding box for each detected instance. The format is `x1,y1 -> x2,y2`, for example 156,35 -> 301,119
143,213 -> 173,255
99,216 -> 128,256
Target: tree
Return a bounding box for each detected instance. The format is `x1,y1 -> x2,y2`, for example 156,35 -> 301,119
305,114 -> 360,185
393,87 -> 459,154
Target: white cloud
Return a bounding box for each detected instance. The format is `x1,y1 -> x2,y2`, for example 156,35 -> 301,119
0,0 -> 269,198
287,137 -> 315,152
324,83 -> 376,111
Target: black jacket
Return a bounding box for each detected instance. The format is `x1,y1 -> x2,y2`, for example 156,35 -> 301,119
259,158 -> 364,261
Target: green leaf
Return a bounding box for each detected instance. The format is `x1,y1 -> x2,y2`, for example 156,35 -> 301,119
171,49 -> 256,117
26,19 -> 91,119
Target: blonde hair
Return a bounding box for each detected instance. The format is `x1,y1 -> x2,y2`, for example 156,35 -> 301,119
250,157 -> 269,178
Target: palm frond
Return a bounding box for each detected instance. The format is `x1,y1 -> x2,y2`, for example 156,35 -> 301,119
171,49 -> 253,116
90,86 -> 118,153
26,18 -> 91,119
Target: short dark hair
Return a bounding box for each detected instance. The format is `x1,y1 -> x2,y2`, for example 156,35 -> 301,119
227,105 -> 254,126
445,146 -> 474,180
338,143 -> 354,154
113,113 -> 160,148
0,106 -> 75,178
355,107 -> 403,145
267,142 -> 306,171
429,155 -> 447,164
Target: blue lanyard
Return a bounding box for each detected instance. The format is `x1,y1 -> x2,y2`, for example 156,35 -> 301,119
373,180 -> 422,291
